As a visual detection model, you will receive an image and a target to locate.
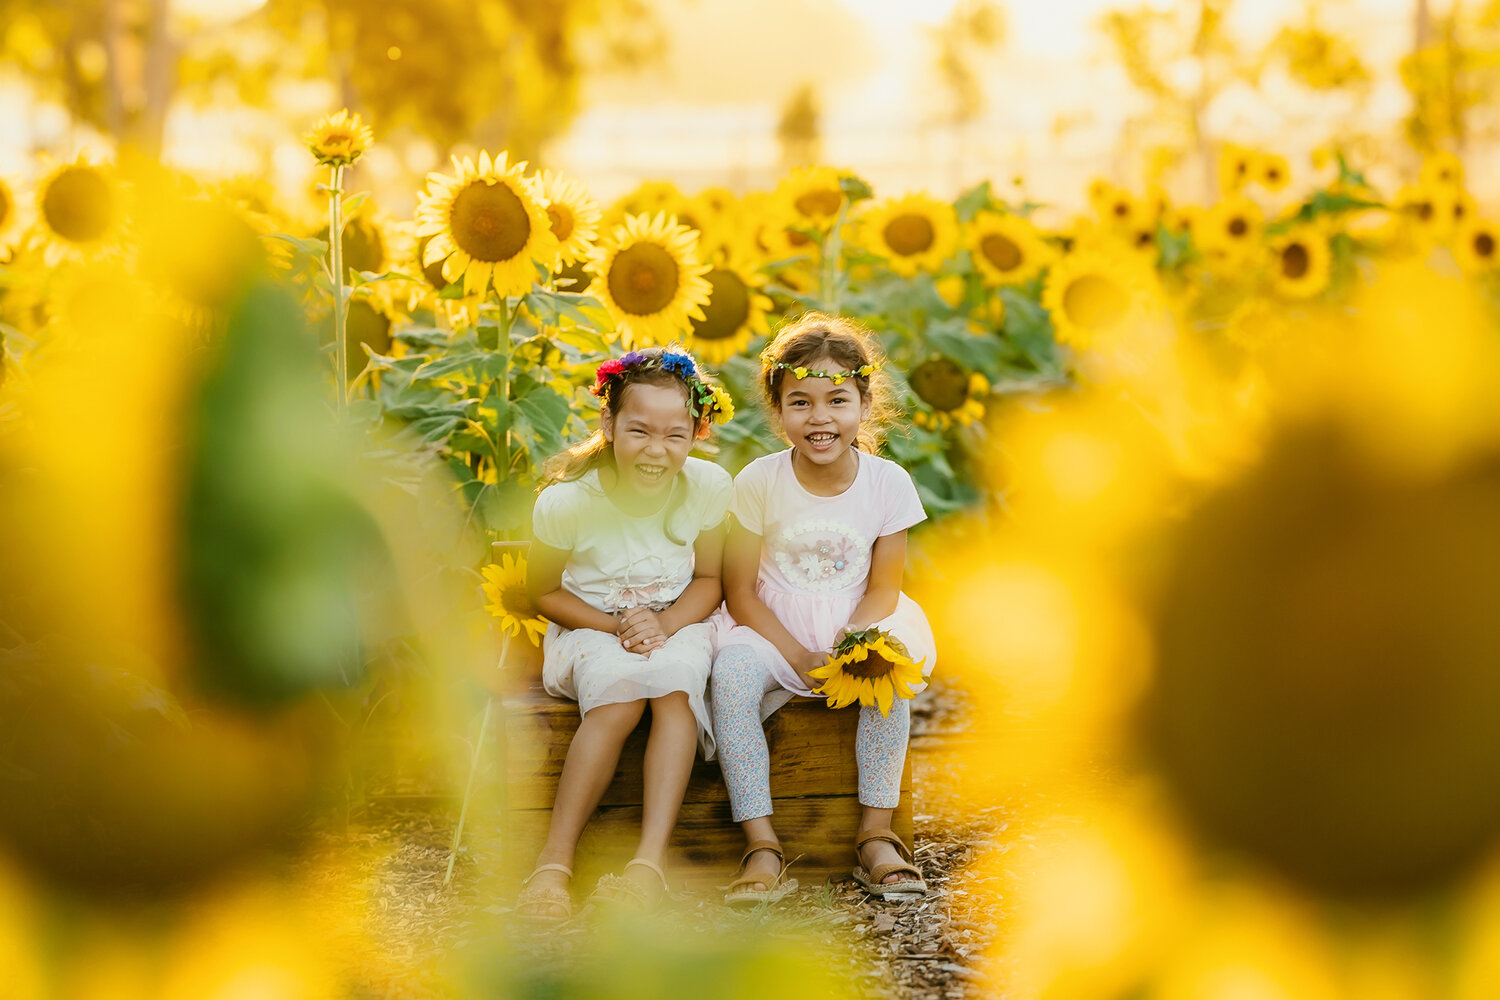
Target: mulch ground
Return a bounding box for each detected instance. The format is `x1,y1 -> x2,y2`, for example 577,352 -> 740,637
296,675 -> 1013,999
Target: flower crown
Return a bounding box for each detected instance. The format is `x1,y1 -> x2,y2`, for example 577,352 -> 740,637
592,349 -> 735,427
768,360 -> 879,386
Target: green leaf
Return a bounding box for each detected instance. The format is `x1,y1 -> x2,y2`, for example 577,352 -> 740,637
413,345 -> 484,381
508,378 -> 572,461
839,174 -> 875,204
953,181 -> 993,223
341,191 -> 370,217
437,276 -> 468,299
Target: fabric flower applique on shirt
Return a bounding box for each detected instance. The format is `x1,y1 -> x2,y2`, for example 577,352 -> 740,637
771,518 -> 869,592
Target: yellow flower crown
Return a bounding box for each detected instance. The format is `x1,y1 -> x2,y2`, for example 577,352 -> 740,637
768,360 -> 879,386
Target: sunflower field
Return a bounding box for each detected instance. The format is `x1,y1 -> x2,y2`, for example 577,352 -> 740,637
6,37 -> 1500,993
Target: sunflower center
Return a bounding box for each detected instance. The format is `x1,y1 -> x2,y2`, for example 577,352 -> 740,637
609,242 -> 679,316
319,216 -> 385,278
1281,242 -> 1311,279
501,583 -> 538,619
419,235 -> 448,290
980,233 -> 1022,272
844,650 -> 896,680
547,203 -> 575,243
554,258 -> 592,292
450,180 -> 532,263
786,228 -> 814,248
320,130 -> 353,149
42,166 -> 113,243
910,357 -> 970,412
883,214 -> 935,257
0,184 -> 11,230
1475,233 -> 1496,259
1416,201 -> 1434,222
794,188 -> 843,218
690,269 -> 750,341
1062,274 -> 1129,332
1112,201 -> 1130,218
1227,217 -> 1249,238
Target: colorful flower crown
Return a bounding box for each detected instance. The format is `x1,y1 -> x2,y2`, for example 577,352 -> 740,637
768,360 -> 880,386
592,349 -> 735,427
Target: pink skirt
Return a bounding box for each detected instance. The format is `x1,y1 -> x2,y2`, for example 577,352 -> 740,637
710,580 -> 937,700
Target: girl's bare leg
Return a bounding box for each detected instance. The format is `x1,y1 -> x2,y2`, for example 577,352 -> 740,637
525,699 -> 647,899
626,690 -> 698,900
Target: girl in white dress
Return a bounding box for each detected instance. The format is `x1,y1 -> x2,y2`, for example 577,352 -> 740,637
516,347 -> 734,921
710,312 -> 937,905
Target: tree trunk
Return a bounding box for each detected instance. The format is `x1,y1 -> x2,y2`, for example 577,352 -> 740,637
137,0 -> 174,159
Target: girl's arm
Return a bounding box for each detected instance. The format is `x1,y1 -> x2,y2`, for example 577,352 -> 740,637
657,520 -> 727,636
846,529 -> 906,631
526,541 -> 620,635
722,517 -> 828,683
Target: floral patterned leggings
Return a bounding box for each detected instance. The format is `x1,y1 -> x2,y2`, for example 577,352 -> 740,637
710,644 -> 910,823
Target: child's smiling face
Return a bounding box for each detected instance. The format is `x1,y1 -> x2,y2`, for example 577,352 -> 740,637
602,380 -> 696,497
776,356 -> 871,469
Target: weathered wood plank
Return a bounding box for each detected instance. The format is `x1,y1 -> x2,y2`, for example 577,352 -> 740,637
489,794 -> 915,891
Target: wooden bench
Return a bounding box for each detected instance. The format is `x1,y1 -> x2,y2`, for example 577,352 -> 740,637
498,682 -> 913,891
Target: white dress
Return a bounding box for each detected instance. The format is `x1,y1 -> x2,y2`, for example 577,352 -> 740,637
711,448 -> 937,720
533,456 -> 732,759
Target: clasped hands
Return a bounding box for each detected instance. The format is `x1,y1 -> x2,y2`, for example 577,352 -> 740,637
616,607 -> 670,655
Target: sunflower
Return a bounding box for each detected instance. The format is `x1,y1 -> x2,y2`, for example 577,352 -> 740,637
909,357 -> 988,431
967,211 -> 1054,287
857,193 -> 958,277
1267,227 -> 1331,300
303,109 -> 372,168
1197,196 -> 1264,267
1454,218 -> 1500,274
417,150 -> 559,300
0,176 -> 16,246
1217,144 -> 1255,195
317,209 -> 386,282
1096,187 -> 1144,231
482,552 -> 549,647
34,156 -> 124,264
1394,182 -> 1452,246
533,169 -> 600,266
1042,249 -> 1150,351
1420,150 -> 1464,190
808,627 -> 926,717
684,253 -> 773,364
776,165 -> 850,226
588,212 -> 712,348
687,188 -> 747,265
1255,152 -> 1291,192
604,180 -> 687,230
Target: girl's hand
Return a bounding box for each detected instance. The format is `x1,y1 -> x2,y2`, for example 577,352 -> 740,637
617,608 -> 668,655
792,647 -> 830,688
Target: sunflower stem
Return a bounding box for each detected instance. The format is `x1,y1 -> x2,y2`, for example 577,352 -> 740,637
493,295 -> 513,477
445,630 -> 509,888
328,164 -> 347,409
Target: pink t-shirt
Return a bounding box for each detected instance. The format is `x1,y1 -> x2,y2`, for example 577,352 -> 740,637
729,448 -> 927,598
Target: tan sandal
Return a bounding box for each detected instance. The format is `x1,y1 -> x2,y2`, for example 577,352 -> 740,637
516,862 -> 574,923
852,829 -> 927,901
587,857 -> 671,913
723,840 -> 799,908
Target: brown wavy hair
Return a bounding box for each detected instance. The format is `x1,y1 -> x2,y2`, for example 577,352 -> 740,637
758,311 -> 896,452
540,347 -> 711,544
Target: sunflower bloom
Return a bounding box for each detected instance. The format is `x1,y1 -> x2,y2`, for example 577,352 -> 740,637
685,253 -> 773,364
968,211 -> 1054,287
589,212 -> 712,348
808,628 -> 927,717
304,109 -> 372,168
858,193 -> 959,277
534,169 -> 601,266
1042,249 -> 1146,350
1255,152 -> 1291,192
482,553 -> 549,647
1269,228 -> 1332,300
1454,218 -> 1500,275
910,357 -> 988,431
35,157 -> 123,263
1218,144 -> 1256,195
1197,196 -> 1264,268
417,150 -> 559,299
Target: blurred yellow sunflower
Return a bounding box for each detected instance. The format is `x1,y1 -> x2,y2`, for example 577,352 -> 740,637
34,156 -> 124,264
685,255 -> 773,364
0,176 -> 16,246
589,212 -> 712,348
686,188 -> 749,266
1197,196 -> 1264,266
1043,249 -> 1146,350
1268,227 -> 1332,300
968,211 -> 1053,286
1394,182 -> 1452,246
808,627 -> 926,717
1454,219 -> 1500,275
1217,144 -> 1255,195
604,180 -> 686,230
317,208 -> 386,283
909,357 -> 988,431
1096,186 -> 1144,231
777,165 -> 850,226
303,108 -> 372,168
858,193 -> 958,277
417,150 -> 558,300
534,169 -> 600,266
1420,150 -> 1465,189
482,552 -> 549,647
1255,152 -> 1291,192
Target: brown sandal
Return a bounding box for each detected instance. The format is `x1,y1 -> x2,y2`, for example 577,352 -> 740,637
723,840 -> 799,908
515,862 -> 574,923
852,829 -> 927,901
587,857 -> 671,913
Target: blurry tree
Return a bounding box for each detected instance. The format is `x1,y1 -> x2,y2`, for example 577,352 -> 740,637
776,83 -> 821,170
0,0 -> 663,161
930,0 -> 1006,128
1400,0 -> 1500,153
